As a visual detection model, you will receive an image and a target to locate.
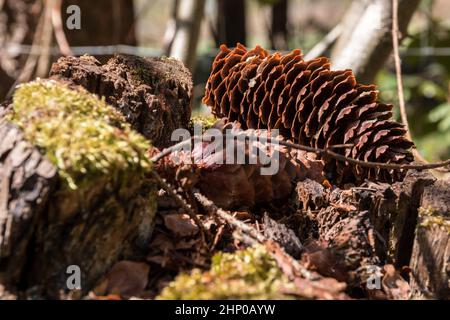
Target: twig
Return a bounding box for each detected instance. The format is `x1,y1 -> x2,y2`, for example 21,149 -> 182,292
150,136 -> 199,163
392,0 -> 410,141
36,0 -> 55,77
392,0 -> 448,171
51,0 -> 73,56
193,191 -> 317,281
6,5 -> 46,98
262,135 -> 450,171
150,171 -> 207,244
150,132 -> 450,172
234,131 -> 450,171
305,23 -> 343,61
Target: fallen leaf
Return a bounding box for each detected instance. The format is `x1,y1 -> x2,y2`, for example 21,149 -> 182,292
382,264 -> 411,300
164,213 -> 199,237
94,261 -> 150,298
149,233 -> 174,253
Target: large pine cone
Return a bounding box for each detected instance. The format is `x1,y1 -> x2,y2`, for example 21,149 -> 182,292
203,44 -> 414,184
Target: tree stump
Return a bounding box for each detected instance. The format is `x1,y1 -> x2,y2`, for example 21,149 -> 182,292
49,54 -> 193,148
0,80 -> 157,298
410,180 -> 450,299
293,170 -> 441,293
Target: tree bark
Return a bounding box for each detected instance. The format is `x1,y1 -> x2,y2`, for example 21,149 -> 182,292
330,0 -> 421,84
62,0 -> 136,47
0,122 -> 57,289
410,180 -> 450,299
293,170 -> 442,293
217,0 -> 247,47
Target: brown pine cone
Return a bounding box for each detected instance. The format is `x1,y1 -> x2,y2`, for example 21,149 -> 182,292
203,44 -> 414,184
154,119 -> 325,209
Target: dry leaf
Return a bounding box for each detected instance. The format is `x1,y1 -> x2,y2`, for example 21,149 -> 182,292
382,264 -> 411,300
94,261 -> 150,298
164,213 -> 199,237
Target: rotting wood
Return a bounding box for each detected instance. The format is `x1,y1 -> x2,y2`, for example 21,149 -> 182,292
49,54 -> 193,148
0,122 -> 57,290
410,179 -> 450,299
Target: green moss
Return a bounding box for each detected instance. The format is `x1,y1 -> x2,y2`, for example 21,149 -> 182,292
418,207 -> 450,234
157,245 -> 296,300
189,115 -> 217,133
10,80 -> 151,190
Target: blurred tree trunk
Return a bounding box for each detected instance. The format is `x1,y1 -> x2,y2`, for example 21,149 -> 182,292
0,0 -> 136,101
330,0 -> 421,84
0,0 -> 42,101
217,0 -> 246,47
62,0 -> 136,56
166,0 -> 205,72
270,0 -> 288,50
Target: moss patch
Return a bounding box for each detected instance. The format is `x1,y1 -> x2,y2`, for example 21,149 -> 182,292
157,245 -> 295,300
189,114 -> 217,133
10,80 -> 151,189
418,207 -> 450,234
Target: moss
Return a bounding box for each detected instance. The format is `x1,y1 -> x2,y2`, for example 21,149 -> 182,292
157,245 -> 296,300
418,207 -> 450,234
10,79 -> 151,190
189,114 -> 217,133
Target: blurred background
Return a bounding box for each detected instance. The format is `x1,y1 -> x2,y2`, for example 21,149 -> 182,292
1,0 -> 450,161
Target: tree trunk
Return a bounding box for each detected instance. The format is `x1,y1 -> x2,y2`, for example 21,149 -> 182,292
62,0 -> 136,47
166,0 -> 206,71
270,0 -> 288,50
0,0 -> 137,101
217,0 -> 247,47
330,0 -> 421,84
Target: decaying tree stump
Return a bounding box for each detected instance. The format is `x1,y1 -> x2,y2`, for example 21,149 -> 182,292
0,79 -> 158,298
293,170 -> 449,298
0,53 -> 195,298
49,54 -> 193,148
410,180 -> 450,299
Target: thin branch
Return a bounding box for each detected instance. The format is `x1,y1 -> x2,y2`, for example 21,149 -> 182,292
391,0 -> 447,171
150,133 -> 450,172
51,0 -> 73,56
150,136 -> 199,163
193,191 -> 318,281
392,0 -> 411,141
36,0 -> 55,77
6,6 -> 47,98
305,23 -> 342,61
258,135 -> 450,171
150,171 -> 207,244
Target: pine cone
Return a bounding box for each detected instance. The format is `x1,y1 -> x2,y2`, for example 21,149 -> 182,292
154,120 -> 325,209
203,44 -> 414,184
